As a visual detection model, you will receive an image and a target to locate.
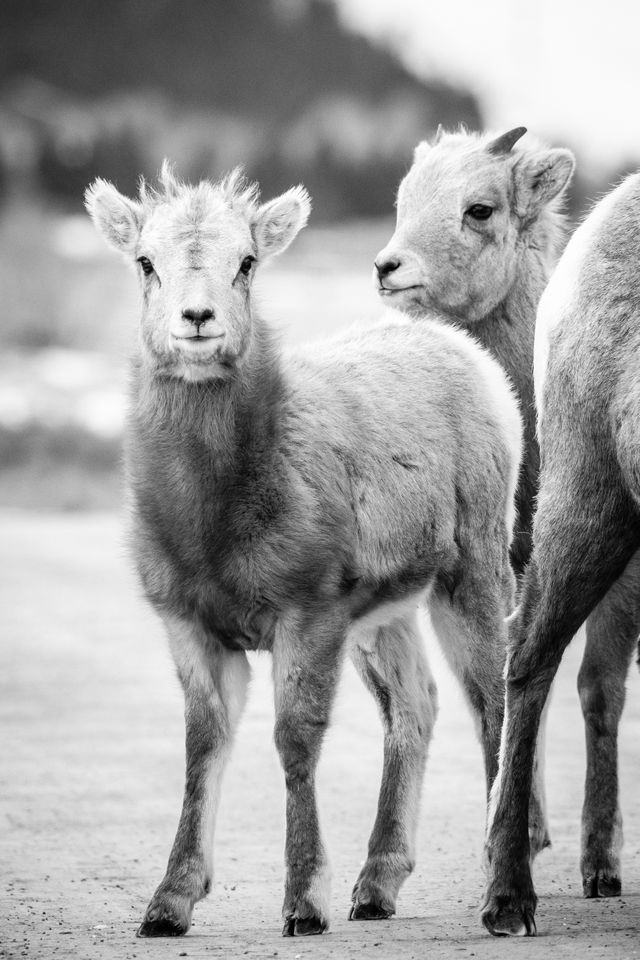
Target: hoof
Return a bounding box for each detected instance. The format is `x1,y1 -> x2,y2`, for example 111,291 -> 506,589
348,900 -> 393,921
282,915 -> 327,937
481,897 -> 536,937
136,899 -> 191,938
583,871 -> 622,898
137,915 -> 188,938
350,871 -> 397,922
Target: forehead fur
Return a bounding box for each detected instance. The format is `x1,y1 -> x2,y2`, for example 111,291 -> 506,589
139,162 -> 261,230
404,130 -> 573,224
423,128 -> 546,163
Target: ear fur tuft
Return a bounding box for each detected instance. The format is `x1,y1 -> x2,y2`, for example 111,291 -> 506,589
514,148 -> 575,218
84,179 -> 143,253
253,186 -> 311,260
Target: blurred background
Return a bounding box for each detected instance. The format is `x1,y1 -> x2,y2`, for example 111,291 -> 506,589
1,0 -> 638,509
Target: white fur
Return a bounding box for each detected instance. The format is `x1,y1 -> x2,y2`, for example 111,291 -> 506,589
435,321 -> 522,540
301,859 -> 332,927
348,586 -> 431,647
164,615 -> 251,882
201,753 -> 230,882
534,184 -> 624,425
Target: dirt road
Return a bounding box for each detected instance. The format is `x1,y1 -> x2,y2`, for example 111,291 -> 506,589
1,511 -> 639,959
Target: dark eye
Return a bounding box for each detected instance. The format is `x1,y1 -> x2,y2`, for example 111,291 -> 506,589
466,204 -> 493,221
137,256 -> 154,276
239,255 -> 255,276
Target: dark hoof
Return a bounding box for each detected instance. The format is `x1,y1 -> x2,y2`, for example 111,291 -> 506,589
583,871 -> 622,898
137,915 -> 188,938
282,915 -> 327,937
481,898 -> 536,937
349,901 -> 393,921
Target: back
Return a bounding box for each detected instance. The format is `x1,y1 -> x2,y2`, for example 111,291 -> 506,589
536,174 -> 640,458
285,313 -> 522,588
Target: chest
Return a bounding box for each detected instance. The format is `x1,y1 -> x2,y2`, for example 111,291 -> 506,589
130,441 -> 353,650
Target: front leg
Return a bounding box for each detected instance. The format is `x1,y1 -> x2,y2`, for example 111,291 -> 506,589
273,610 -> 346,937
138,616 -> 250,937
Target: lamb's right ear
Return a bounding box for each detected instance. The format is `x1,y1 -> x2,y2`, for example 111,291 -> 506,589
253,186 -> 311,260
84,179 -> 143,254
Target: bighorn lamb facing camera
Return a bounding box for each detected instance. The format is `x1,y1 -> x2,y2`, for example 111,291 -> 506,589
86,164 -> 521,937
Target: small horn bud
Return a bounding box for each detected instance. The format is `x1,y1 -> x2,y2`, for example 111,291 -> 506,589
434,123 -> 445,144
486,126 -> 527,155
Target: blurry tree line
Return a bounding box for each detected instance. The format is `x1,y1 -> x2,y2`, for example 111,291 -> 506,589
0,0 -> 638,509
0,0 -> 636,220
0,0 -> 483,219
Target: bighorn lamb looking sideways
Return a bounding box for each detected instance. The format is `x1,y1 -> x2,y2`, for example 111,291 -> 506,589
86,164 -> 521,937
377,127 -> 637,908
374,126 -> 575,576
374,125 -> 573,862
482,175 -> 640,936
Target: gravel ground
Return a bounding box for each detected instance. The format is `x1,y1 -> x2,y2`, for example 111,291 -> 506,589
1,511 -> 639,959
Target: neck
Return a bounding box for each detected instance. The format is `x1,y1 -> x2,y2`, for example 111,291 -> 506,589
130,317 -> 283,476
465,206 -> 567,410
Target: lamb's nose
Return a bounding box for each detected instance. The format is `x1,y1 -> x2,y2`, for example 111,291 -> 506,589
374,257 -> 401,280
182,307 -> 214,326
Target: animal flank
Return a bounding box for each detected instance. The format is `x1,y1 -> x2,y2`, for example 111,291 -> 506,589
86,164 -> 522,938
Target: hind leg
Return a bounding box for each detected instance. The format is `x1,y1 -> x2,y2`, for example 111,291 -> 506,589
579,550 -> 640,898
348,612 -> 437,920
482,487 -> 639,936
429,557 -> 513,801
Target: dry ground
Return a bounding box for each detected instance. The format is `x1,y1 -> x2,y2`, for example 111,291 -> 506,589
1,511 -> 640,960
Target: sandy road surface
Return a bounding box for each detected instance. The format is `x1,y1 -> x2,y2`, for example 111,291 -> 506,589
1,511 -> 639,960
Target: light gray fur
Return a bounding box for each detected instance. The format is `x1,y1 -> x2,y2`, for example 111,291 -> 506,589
375,126 -> 574,574
86,165 -> 522,937
374,128 -> 576,886
483,173 -> 640,936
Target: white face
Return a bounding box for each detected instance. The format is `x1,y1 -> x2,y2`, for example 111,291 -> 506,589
374,133 -> 574,323
85,169 -> 311,382
135,200 -> 257,381
377,148 -> 518,321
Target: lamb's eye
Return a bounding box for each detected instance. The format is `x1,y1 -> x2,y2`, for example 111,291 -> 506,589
137,256 -> 154,276
466,204 -> 493,221
239,255 -> 255,276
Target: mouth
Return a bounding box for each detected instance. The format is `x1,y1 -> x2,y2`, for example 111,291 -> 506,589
172,333 -> 224,342
377,284 -> 421,297
171,333 -> 229,367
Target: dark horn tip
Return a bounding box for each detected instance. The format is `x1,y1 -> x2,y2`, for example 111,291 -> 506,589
487,126 -> 528,155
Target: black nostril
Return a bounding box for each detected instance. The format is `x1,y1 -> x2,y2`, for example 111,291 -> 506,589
182,307 -> 214,325
375,258 -> 401,279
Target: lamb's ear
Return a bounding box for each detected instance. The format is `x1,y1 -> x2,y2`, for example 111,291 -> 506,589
84,178 -> 143,254
513,148 -> 575,219
253,186 -> 311,260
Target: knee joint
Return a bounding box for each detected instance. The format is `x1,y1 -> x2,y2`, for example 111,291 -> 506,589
274,714 -> 327,785
578,675 -> 621,733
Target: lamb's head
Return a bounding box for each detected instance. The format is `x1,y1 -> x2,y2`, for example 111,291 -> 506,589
85,164 -> 311,381
375,128 -> 575,322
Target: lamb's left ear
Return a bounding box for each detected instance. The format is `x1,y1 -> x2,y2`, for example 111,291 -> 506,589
84,179 -> 144,254
513,148 -> 575,219
253,186 -> 311,260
